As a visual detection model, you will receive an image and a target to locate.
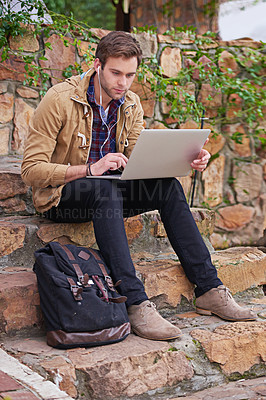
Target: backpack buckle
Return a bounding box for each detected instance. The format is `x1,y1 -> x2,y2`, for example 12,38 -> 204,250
67,277 -> 83,301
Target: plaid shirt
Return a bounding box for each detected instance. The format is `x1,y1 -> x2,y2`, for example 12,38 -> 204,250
87,74 -> 125,165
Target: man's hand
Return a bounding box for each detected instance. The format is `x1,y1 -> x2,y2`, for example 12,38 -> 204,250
90,153 -> 128,176
191,148 -> 211,172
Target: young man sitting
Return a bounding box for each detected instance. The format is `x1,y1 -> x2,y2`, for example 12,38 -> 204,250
21,31 -> 256,341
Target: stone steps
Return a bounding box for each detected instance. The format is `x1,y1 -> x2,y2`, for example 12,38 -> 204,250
0,156 -> 266,399
0,246 -> 265,335
1,294 -> 265,399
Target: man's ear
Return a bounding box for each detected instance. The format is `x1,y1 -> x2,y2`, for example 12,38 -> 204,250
94,58 -> 101,73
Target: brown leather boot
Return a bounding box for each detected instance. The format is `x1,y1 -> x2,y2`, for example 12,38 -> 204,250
127,300 -> 181,340
195,285 -> 257,321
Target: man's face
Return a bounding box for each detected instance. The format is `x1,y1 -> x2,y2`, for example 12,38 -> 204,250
96,56 -> 138,101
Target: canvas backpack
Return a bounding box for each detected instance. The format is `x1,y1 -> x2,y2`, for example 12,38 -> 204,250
34,242 -> 130,349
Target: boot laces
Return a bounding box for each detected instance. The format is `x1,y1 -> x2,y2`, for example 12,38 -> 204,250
218,285 -> 233,304
141,301 -> 157,317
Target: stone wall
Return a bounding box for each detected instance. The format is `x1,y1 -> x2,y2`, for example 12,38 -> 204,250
0,28 -> 265,249
130,0 -> 218,34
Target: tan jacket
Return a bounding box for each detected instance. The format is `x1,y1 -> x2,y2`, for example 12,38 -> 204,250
21,69 -> 144,212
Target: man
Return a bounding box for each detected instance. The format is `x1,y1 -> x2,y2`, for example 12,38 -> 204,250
22,31 -> 256,341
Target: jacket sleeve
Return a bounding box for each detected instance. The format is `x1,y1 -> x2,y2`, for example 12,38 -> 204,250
21,88 -> 69,188
124,94 -> 144,158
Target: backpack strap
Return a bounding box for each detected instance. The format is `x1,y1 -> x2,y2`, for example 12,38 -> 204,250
67,277 -> 83,301
88,248 -> 115,291
59,244 -> 89,287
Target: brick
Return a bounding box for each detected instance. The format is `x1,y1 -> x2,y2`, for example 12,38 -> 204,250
0,390 -> 40,400
0,371 -> 23,391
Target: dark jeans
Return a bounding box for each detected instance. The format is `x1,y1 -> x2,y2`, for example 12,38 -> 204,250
46,178 -> 222,306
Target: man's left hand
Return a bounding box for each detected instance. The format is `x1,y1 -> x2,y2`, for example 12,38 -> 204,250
191,148 -> 211,172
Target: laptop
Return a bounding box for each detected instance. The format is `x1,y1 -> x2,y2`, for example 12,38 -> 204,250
87,128 -> 210,180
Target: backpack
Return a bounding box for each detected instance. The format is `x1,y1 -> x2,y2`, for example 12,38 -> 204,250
34,242 -> 130,349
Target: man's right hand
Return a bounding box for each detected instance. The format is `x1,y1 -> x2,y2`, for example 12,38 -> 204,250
90,153 -> 128,176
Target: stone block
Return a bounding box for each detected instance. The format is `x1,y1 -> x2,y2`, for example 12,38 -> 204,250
0,82 -> 8,94
0,271 -> 41,334
136,246 -> 266,308
191,321 -> 266,375
40,35 -> 76,85
202,154 -> 225,207
218,50 -> 240,77
0,197 -> 27,214
0,54 -> 27,82
226,93 -> 242,119
212,247 -> 266,294
203,129 -> 226,155
233,162 -> 263,202
198,83 -> 222,109
40,356 -> 77,398
197,36 -> 218,50
67,335 -> 194,399
77,40 -> 96,58
161,82 -> 195,115
9,26 -> 39,52
0,170 -> 29,200
16,86 -> 39,99
215,204 -> 254,231
12,98 -> 35,153
0,127 -> 10,155
224,123 -> 251,157
132,32 -> 158,58
89,28 -> 110,39
0,93 -> 14,124
130,75 -> 156,118
160,47 -> 182,78
136,259 -> 194,308
190,55 -> 216,80
225,38 -> 262,49
0,221 -> 26,257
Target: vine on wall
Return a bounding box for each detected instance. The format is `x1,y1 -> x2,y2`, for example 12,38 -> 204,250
0,0 -> 265,149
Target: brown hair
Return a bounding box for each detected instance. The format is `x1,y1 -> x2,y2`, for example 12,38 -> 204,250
95,31 -> 142,68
